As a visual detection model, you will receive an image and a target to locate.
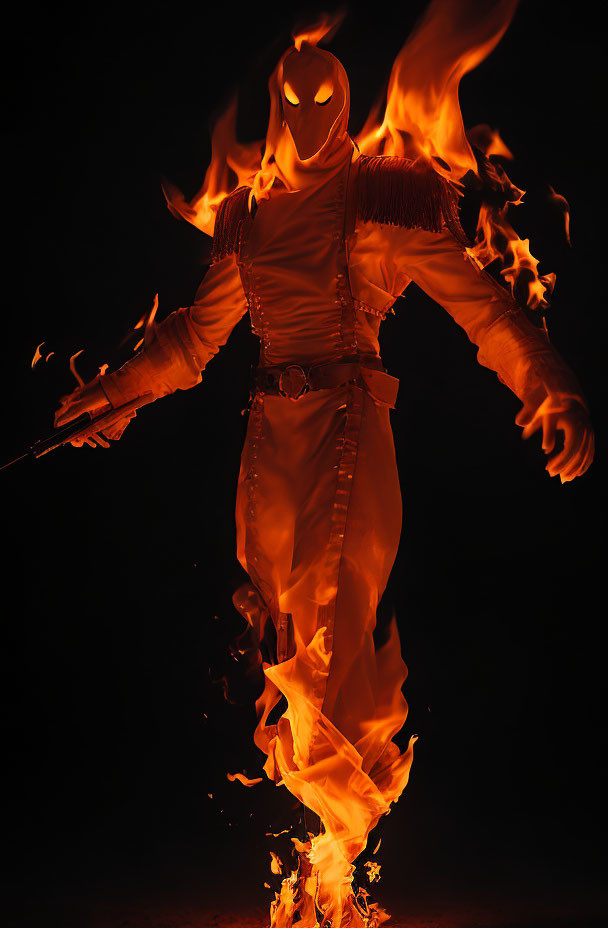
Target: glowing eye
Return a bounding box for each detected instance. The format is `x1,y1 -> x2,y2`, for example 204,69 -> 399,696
314,82 -> 333,106
283,82 -> 300,106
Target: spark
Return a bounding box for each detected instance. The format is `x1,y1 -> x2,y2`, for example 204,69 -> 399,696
31,342 -> 45,368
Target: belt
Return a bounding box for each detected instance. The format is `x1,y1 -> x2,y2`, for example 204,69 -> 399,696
252,358 -> 399,408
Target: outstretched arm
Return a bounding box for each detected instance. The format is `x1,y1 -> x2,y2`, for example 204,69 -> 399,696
388,225 -> 594,482
55,255 -> 247,443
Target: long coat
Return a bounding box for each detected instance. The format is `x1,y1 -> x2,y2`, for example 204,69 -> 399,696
101,150 -> 585,898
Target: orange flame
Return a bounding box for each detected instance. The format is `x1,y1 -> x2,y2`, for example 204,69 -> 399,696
353,0 -> 556,318
548,185 -> 571,246
355,0 -> 518,174
468,124 -> 513,160
162,99 -> 262,237
69,350 -> 85,388
292,10 -> 345,50
226,772 -> 263,787
31,342 -> 45,368
144,293 -> 159,345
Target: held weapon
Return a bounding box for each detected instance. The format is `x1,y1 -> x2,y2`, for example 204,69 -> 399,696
0,393 -> 155,472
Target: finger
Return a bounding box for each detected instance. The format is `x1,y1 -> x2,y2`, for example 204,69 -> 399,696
55,393 -> 109,428
55,405 -> 82,428
521,415 -> 542,441
58,390 -> 82,406
578,432 -> 595,477
561,430 -> 595,482
542,415 -> 557,455
547,421 -> 586,477
89,431 -> 111,449
559,430 -> 592,482
103,418 -> 130,441
55,396 -> 91,427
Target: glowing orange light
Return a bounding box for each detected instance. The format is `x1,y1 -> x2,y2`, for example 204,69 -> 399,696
284,82 -> 300,106
292,10 -> 345,51
226,772 -> 264,787
31,342 -> 45,368
314,80 -> 333,104
69,350 -> 85,388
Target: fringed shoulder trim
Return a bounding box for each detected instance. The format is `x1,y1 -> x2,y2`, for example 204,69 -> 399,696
356,155 -> 468,244
211,186 -> 251,263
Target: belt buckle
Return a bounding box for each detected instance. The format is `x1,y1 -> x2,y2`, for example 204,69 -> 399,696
278,364 -> 309,400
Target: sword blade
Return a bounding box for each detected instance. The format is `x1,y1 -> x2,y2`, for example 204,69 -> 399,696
0,452 -> 30,472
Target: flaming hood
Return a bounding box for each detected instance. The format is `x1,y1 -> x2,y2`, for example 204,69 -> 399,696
251,41 -> 353,199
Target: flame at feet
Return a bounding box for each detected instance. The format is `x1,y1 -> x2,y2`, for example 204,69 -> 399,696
269,833 -> 389,928
254,622 -> 415,927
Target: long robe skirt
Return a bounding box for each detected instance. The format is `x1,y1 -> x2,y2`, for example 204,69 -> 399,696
234,381 -> 415,868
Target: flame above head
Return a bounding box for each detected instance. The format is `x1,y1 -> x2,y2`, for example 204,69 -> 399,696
292,9 -> 346,50
355,0 -> 519,175
354,0 -> 558,317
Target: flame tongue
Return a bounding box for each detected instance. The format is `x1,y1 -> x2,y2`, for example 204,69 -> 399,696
258,619 -> 415,927
354,0 -> 556,319
356,0 -> 519,173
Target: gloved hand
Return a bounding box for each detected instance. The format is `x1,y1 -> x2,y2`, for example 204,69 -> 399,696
54,377 -> 135,448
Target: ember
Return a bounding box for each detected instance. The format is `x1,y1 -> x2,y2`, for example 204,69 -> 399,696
31,342 -> 45,368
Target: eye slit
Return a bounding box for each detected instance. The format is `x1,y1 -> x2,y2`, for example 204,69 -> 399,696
314,82 -> 333,106
283,81 -> 300,106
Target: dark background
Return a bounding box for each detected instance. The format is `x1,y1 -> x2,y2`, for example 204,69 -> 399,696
1,2 -> 606,926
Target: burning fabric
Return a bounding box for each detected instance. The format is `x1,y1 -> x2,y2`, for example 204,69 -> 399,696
53,3 -> 594,925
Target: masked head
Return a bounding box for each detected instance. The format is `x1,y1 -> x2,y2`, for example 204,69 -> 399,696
280,42 -> 348,160
250,40 -> 352,200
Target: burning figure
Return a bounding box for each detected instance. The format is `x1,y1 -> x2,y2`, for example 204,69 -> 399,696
54,4 -> 594,925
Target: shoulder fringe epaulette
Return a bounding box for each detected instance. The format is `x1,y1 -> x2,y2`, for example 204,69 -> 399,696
356,154 -> 468,244
212,158 -> 468,261
211,186 -> 251,263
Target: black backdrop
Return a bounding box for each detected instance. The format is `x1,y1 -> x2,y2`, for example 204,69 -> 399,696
2,2 -> 606,926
